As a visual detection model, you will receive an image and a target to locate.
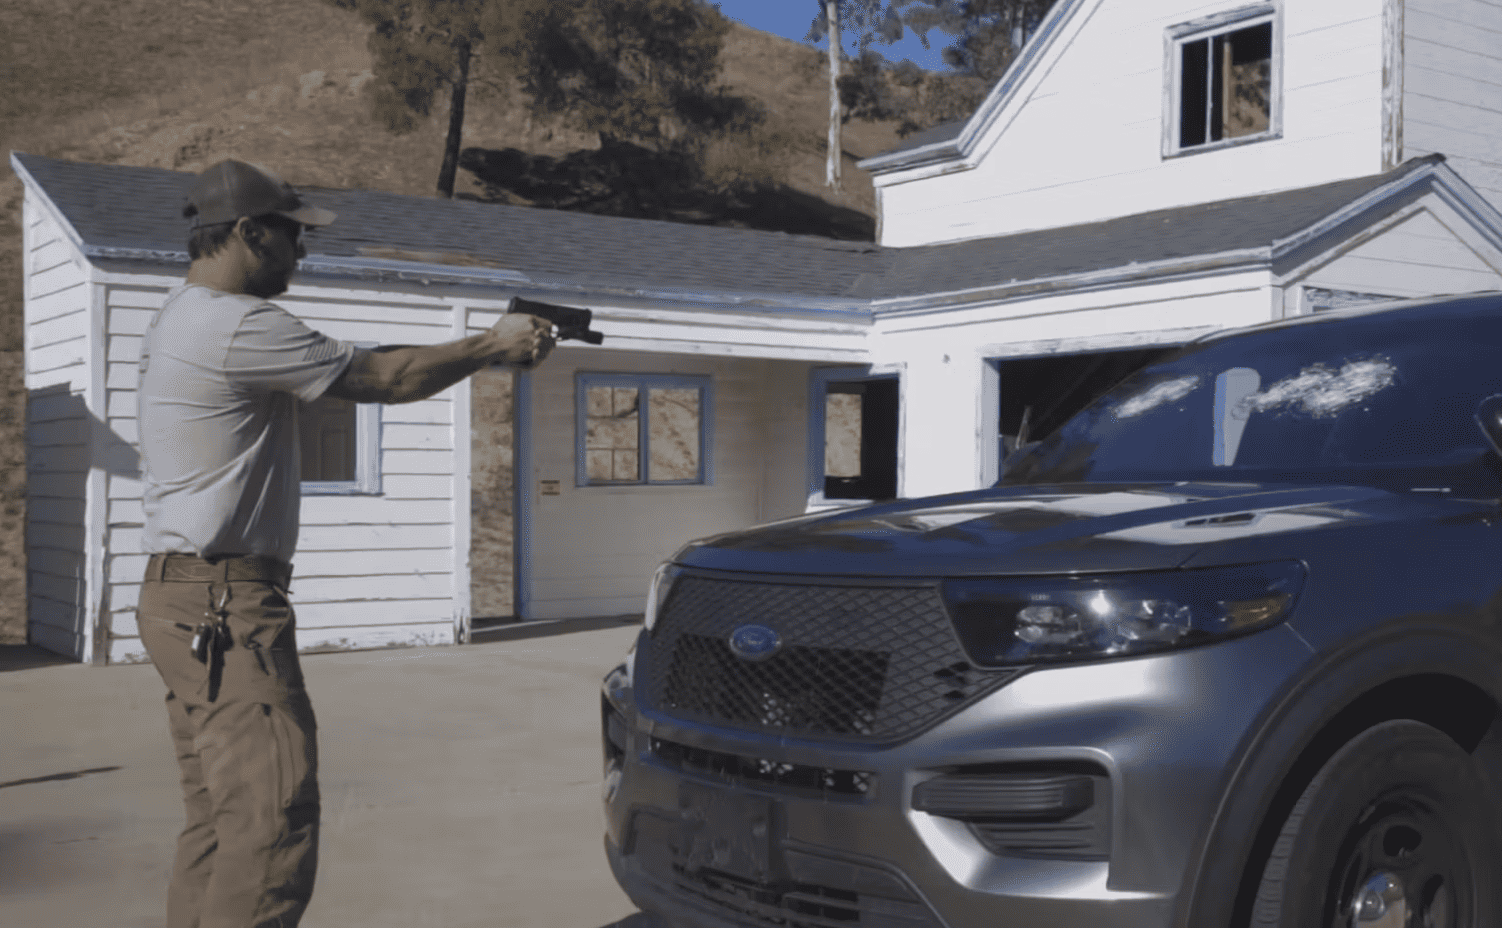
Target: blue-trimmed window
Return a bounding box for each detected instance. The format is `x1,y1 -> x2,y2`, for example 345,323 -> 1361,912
576,373 -> 713,486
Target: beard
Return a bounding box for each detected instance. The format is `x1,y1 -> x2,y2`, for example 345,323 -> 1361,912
244,255 -> 294,299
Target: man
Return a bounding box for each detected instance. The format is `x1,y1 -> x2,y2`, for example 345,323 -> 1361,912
135,159 -> 555,928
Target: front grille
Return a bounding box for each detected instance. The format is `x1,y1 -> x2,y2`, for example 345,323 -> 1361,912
652,737 -> 876,801
645,572 -> 1016,742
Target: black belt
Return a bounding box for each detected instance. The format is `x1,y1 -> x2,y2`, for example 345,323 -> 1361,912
147,553 -> 291,588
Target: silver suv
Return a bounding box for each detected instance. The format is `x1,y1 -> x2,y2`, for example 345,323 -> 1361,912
601,293 -> 1502,928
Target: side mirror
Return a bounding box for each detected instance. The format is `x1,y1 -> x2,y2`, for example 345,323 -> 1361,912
1475,395 -> 1502,458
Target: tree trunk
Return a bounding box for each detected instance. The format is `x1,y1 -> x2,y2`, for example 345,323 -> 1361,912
437,37 -> 472,199
825,0 -> 843,193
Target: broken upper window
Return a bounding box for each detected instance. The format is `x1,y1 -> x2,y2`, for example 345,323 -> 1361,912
1171,14 -> 1275,153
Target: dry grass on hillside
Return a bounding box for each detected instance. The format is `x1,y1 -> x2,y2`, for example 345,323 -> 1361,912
0,0 -> 911,644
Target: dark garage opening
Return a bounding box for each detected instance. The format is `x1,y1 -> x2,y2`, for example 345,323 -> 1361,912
998,346 -> 1173,461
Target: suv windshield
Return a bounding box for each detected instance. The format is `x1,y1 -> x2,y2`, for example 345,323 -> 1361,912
1003,297 -> 1502,492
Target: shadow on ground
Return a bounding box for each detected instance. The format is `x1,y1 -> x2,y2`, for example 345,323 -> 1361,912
0,644 -> 74,672
459,139 -> 875,242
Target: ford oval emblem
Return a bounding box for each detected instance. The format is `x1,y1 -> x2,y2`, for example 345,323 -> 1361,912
728,624 -> 782,662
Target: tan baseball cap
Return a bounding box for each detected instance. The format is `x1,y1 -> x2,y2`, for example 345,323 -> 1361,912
183,159 -> 336,228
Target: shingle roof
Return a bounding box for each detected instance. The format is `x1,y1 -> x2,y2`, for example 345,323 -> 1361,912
879,159 -> 1442,299
10,152 -> 1448,308
11,154 -> 887,305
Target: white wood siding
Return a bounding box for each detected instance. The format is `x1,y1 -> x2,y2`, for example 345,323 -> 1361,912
873,270 -> 1277,497
23,194 -> 94,659
876,0 -> 1388,246
101,281 -> 464,663
525,348 -> 817,620
1293,203 -> 1502,299
1403,0 -> 1502,212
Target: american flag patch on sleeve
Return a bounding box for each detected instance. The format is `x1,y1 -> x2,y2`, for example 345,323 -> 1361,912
305,338 -> 340,364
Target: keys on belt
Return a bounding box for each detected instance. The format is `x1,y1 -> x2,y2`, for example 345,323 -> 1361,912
186,587 -> 232,664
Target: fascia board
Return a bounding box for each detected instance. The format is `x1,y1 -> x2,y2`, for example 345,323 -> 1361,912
74,246 -> 876,323
298,256 -> 875,319
858,0 -> 1098,180
871,248 -> 1272,318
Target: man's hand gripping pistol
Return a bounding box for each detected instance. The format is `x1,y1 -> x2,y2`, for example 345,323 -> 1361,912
508,297 -> 605,345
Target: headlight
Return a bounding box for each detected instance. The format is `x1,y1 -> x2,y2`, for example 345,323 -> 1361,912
942,561 -> 1305,666
642,563 -> 682,632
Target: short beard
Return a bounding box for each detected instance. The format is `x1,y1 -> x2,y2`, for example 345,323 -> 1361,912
243,244 -> 293,298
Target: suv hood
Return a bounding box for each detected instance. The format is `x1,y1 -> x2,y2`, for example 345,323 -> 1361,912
674,482 -> 1413,577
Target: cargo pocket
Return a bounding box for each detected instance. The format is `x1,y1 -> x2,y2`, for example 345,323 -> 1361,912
262,699 -> 318,811
231,583 -> 297,681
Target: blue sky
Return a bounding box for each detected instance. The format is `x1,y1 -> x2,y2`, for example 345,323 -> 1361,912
712,0 -> 953,71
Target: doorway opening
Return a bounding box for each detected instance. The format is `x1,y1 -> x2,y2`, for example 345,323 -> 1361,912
821,376 -> 900,502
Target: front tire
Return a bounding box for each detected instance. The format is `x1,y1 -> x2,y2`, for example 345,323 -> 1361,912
1251,719 -> 1502,928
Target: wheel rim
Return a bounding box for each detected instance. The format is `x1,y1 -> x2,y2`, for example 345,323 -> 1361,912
1332,794 -> 1471,927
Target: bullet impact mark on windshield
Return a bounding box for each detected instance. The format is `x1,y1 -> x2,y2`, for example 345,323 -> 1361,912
1115,375 -> 1203,419
1239,358 -> 1397,419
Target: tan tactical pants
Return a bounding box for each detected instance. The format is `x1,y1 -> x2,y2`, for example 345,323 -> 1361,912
138,555 -> 319,928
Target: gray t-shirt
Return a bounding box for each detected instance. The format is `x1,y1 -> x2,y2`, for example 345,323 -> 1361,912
138,284 -> 356,560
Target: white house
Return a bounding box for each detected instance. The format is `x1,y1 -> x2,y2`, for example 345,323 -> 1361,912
13,0 -> 1502,663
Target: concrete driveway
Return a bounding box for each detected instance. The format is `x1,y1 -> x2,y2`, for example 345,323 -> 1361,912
0,620 -> 652,928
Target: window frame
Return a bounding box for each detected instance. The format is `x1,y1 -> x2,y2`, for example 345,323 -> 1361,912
1162,3 -> 1282,159
806,366 -> 903,509
301,341 -> 382,496
574,372 -> 714,487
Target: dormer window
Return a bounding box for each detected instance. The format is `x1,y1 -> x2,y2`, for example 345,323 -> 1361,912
1166,6 -> 1280,156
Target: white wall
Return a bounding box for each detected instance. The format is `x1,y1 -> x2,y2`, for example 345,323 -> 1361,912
23,192 -> 95,660
101,278 -> 466,662
1403,0 -> 1502,212
524,347 -> 814,620
873,270 -> 1278,498
876,0 -> 1388,245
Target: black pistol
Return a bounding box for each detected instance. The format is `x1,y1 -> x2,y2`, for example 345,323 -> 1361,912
509,297 -> 604,345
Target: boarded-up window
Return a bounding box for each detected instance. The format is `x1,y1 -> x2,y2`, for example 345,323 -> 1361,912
1177,19 -> 1273,150
825,393 -> 862,478
586,386 -> 641,482
299,394 -> 357,482
577,374 -> 711,486
648,387 -> 701,481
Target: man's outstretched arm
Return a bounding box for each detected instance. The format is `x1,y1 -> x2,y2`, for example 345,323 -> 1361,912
326,313 -> 554,405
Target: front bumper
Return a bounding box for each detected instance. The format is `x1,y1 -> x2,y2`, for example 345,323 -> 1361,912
602,623 -> 1315,928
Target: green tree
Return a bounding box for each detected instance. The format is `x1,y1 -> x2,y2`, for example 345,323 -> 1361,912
833,0 -> 1058,139
805,1 -> 911,192
326,0 -> 486,197
327,0 -> 739,198
499,0 -> 740,149
918,0 -> 1055,82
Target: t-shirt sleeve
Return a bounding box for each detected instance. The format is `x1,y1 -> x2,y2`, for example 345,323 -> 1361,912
224,302 -> 357,402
